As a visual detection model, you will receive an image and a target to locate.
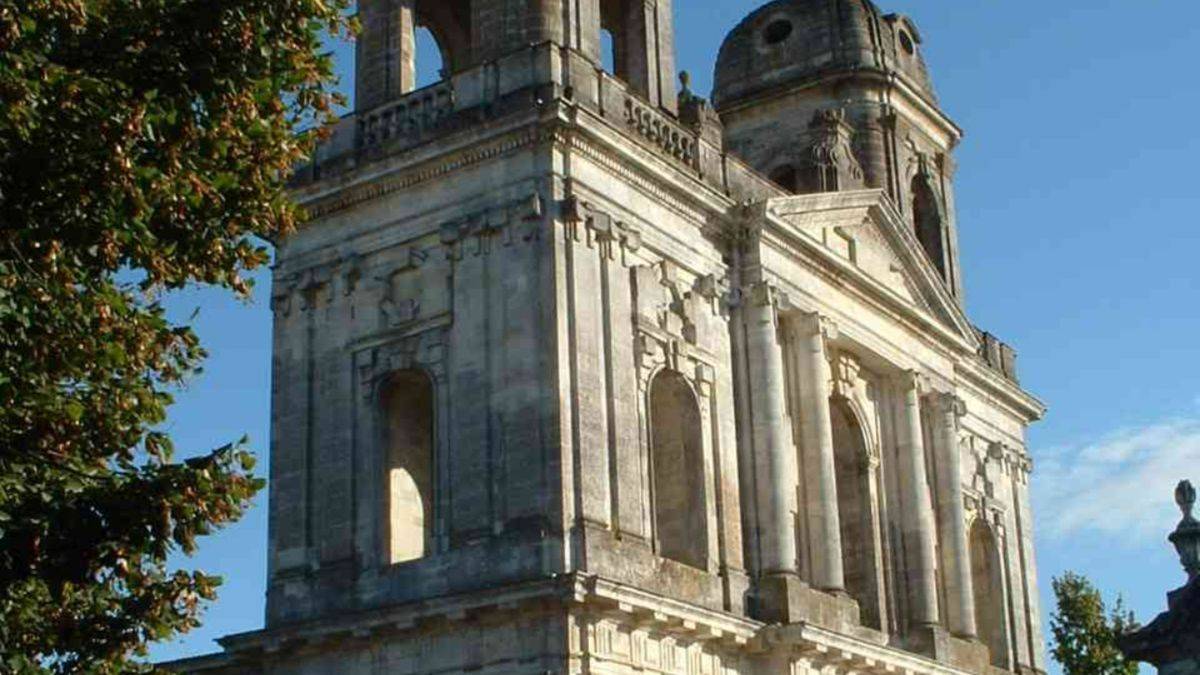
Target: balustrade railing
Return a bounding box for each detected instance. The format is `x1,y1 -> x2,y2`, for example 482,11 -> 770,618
356,81 -> 455,152
623,96 -> 698,169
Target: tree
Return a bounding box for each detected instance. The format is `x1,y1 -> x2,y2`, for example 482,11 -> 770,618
1051,571 -> 1141,675
0,0 -> 351,671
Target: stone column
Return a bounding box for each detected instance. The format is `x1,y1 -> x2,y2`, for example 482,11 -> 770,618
355,0 -> 417,112
931,392 -> 976,638
620,0 -> 678,114
744,283 -> 798,577
897,371 -> 940,627
792,313 -> 846,593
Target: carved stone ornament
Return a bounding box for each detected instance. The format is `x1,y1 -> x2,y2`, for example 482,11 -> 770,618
802,109 -> 866,192
439,193 -> 544,259
356,329 -> 448,402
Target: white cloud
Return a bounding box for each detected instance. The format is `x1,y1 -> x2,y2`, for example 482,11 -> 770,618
1034,416 -> 1200,544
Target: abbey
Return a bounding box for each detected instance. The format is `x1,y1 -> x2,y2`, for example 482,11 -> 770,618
174,2 -> 1046,674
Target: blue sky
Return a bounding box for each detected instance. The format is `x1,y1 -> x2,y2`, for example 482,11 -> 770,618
149,1 -> 1200,669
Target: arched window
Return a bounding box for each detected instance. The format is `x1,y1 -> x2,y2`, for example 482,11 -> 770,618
831,398 -> 884,630
911,175 -> 947,278
381,369 -> 435,564
649,370 -> 708,569
769,164 -> 799,193
971,519 -> 1010,668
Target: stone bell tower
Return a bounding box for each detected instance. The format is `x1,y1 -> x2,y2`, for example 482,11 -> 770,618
171,2 -> 1047,674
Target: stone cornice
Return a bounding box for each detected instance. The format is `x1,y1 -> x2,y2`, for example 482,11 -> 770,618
291,109 -> 556,219
716,67 -> 963,150
763,189 -> 978,350
565,104 -> 739,228
749,191 -> 973,356
747,189 -> 1045,422
956,355 -> 1047,425
762,622 -> 984,675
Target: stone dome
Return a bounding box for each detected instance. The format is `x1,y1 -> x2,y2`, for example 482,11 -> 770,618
713,0 -> 936,110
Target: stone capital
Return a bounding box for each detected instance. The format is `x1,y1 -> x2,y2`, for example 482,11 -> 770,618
793,311 -> 838,341
928,391 -> 968,419
895,368 -> 927,394
747,281 -> 780,309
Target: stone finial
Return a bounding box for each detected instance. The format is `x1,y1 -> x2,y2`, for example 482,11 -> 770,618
1170,480 -> 1200,580
679,71 -> 692,98
1177,481 -> 1197,522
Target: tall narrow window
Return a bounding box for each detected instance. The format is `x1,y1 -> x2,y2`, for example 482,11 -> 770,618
912,175 -> 947,278
971,519 -> 1010,667
381,369 -> 435,564
831,398 -> 884,630
649,370 -> 708,569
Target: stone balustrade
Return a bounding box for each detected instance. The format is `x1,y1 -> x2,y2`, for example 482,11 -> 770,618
623,96 -> 698,169
356,80 -> 455,152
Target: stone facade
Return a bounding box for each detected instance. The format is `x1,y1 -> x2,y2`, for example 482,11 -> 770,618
168,1 -> 1046,674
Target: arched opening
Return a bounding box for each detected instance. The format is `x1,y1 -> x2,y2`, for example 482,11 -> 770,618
414,26 -> 445,89
381,369 -> 435,564
414,0 -> 470,76
600,27 -> 617,74
911,175 -> 947,278
649,370 -> 708,569
769,164 -> 799,193
971,519 -> 1009,668
599,0 -> 629,80
597,0 -> 675,110
831,398 -> 884,630
354,0 -> 471,110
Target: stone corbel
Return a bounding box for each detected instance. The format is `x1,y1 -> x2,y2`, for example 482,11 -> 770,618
339,254 -> 364,296
587,211 -> 618,260
464,212 -> 493,256
440,219 -> 466,260
298,266 -> 334,312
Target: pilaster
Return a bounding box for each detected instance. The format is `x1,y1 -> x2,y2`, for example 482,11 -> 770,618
929,391 -> 976,639
789,312 -> 846,594
895,371 -> 940,629
742,282 -> 798,580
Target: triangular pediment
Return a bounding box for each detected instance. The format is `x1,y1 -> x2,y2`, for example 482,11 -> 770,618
760,189 -> 979,348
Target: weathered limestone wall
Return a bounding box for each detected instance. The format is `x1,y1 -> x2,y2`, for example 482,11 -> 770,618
172,3 -> 1049,674
267,137 -> 567,625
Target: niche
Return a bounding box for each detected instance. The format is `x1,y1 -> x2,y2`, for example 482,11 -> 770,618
381,369 -> 435,564
648,370 -> 708,569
